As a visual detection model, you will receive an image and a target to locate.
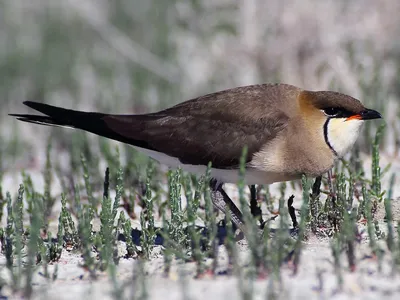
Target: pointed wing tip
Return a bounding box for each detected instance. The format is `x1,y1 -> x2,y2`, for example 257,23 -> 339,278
9,113 -> 25,118
11,116 -> 30,123
23,101 -> 40,109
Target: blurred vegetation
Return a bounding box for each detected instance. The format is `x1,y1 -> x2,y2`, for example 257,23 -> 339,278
1,1 -> 399,162
0,1 -> 398,168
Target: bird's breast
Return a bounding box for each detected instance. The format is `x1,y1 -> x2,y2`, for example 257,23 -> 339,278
249,125 -> 336,178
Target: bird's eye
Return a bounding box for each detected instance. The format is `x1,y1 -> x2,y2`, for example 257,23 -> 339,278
323,107 -> 340,117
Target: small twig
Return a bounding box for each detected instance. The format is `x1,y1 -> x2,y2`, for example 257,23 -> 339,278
287,195 -> 297,228
312,176 -> 322,197
260,215 -> 279,229
249,185 -> 263,224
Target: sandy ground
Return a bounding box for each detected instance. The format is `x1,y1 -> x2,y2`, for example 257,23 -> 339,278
2,237 -> 400,300
1,152 -> 400,299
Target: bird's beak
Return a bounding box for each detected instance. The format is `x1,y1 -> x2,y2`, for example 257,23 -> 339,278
360,109 -> 382,120
346,109 -> 382,121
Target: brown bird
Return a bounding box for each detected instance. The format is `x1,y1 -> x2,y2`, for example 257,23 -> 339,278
10,83 -> 382,228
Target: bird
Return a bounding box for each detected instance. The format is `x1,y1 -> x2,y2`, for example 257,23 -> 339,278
10,83 -> 382,229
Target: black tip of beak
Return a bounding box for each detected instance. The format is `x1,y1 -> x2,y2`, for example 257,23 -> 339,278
360,109 -> 382,120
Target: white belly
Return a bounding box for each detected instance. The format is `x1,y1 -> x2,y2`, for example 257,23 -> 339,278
133,146 -> 296,185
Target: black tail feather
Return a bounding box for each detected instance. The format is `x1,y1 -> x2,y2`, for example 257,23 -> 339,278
21,101 -> 106,126
10,101 -> 154,150
9,113 -> 71,128
10,101 -> 108,130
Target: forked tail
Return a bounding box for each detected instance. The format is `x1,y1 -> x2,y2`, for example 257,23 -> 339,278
10,101 -> 152,149
10,101 -> 111,132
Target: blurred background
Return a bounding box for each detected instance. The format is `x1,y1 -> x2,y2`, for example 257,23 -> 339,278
1,0 -> 399,180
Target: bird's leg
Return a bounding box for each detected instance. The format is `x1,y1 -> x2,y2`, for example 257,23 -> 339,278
327,170 -> 335,198
249,185 -> 263,225
209,179 -> 245,230
311,176 -> 322,198
326,169 -> 339,231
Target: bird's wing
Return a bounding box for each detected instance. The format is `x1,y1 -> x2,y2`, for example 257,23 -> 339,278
104,84 -> 294,168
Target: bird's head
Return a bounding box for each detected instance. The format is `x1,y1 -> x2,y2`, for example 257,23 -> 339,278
298,90 -> 382,158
